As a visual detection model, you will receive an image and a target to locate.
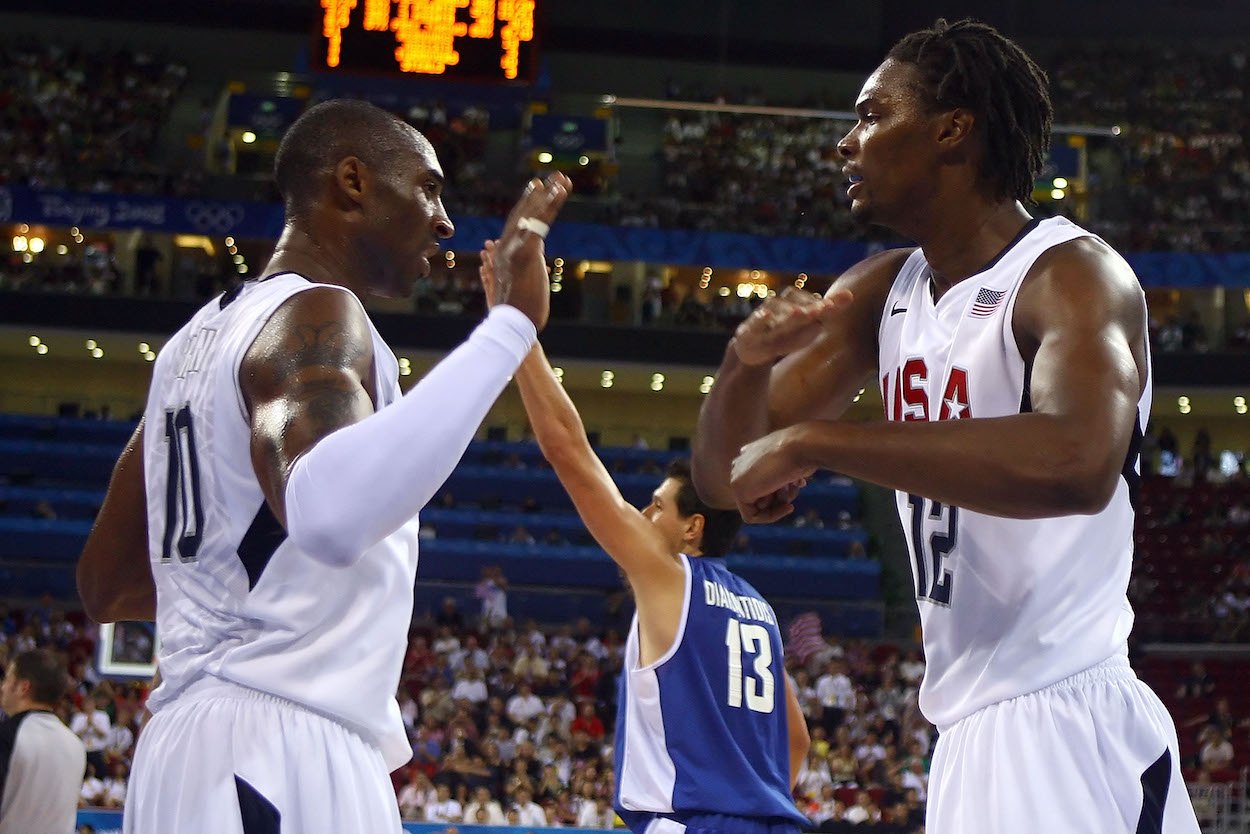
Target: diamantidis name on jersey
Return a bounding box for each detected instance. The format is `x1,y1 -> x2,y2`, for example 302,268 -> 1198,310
703,580 -> 776,625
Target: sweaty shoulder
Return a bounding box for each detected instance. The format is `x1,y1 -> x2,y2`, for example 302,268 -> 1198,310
830,246 -> 916,310
239,284 -> 377,412
1013,235 -> 1146,364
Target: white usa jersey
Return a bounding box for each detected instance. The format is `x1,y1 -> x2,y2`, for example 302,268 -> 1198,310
141,272 -> 419,770
877,216 -> 1149,730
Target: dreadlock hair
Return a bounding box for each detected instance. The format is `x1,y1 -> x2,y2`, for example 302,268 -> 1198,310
273,99 -> 428,223
887,18 -> 1052,204
665,458 -> 743,559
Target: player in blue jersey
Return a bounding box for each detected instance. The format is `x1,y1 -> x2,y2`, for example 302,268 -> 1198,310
480,241 -> 810,834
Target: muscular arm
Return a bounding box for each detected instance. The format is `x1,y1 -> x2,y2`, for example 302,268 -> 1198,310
244,286 -> 537,567
784,673 -> 810,789
77,421 -> 156,623
733,239 -> 1147,518
691,249 -> 903,510
514,344 -> 685,659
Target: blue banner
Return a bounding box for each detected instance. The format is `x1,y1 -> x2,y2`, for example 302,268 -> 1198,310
4,186 -> 1249,284
78,809 -> 608,834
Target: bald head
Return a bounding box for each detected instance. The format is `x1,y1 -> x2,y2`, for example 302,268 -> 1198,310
274,98 -> 432,222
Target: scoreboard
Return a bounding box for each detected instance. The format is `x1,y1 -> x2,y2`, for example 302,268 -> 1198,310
317,0 -> 537,82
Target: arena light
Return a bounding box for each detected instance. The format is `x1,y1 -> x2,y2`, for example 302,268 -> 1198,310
12,235 -> 27,252
56,245 -> 68,255
237,264 -> 247,274
241,131 -> 257,144
553,367 -> 564,385
17,223 -> 28,234
1111,125 -> 1122,136
28,237 -> 44,253
1236,396 -> 1247,415
853,387 -> 865,403
1050,189 -> 1065,200
1052,177 -> 1068,189
551,282 -> 562,292
578,155 -> 589,166
36,344 -> 48,355
1178,396 -> 1191,415
537,152 -> 553,164
85,339 -> 97,350
795,272 -> 808,289
21,252 -> 32,263
70,226 -> 79,236
224,236 -> 234,246
554,258 -> 564,267
600,370 -> 614,389
139,342 -> 150,353
233,254 -> 244,264
144,351 -> 156,362
718,286 -> 730,297
699,375 -> 714,395
91,348 -> 104,359
28,336 -> 40,347
650,373 -> 665,392
736,283 -> 753,298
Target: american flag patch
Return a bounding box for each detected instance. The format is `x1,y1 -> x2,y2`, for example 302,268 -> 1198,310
970,288 -> 1006,318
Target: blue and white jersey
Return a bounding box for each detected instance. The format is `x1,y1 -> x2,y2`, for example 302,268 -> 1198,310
614,555 -> 806,832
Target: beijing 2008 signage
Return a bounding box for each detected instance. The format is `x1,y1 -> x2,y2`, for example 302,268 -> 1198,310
316,0 -> 537,82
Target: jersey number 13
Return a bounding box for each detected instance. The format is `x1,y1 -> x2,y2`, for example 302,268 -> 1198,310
726,618 -> 775,713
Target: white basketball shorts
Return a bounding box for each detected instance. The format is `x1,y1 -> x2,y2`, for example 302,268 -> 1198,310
926,655 -> 1200,834
123,676 -> 402,834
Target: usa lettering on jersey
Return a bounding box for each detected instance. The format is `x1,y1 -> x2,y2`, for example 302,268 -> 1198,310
881,358 -> 973,422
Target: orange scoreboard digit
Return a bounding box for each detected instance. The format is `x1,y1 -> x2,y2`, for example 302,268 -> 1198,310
317,0 -> 537,82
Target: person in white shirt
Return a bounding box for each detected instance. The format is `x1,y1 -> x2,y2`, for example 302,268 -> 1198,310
423,784 -> 463,822
506,683 -> 545,727
900,760 -> 928,802
451,667 -> 488,704
814,659 -> 855,731
101,761 -> 128,809
842,791 -> 879,826
397,769 -> 436,820
79,763 -> 105,808
576,795 -> 615,829
68,694 -> 110,773
103,712 -> 134,763
1,650 -> 87,834
1198,727 -> 1234,770
898,649 -> 925,687
462,786 -> 506,824
513,787 -> 547,827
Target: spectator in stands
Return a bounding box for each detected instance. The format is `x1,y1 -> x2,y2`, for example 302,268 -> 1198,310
569,701 -> 605,741
451,666 -> 488,705
398,769 -> 437,820
100,760 -> 127,809
506,682 -> 544,726
815,659 -> 854,732
512,786 -> 546,826
424,783 -> 463,822
69,691 -> 111,775
842,790 -> 880,825
1198,725 -> 1234,771
475,565 -> 509,627
462,785 -> 506,824
1176,661 -> 1216,699
78,760 -> 108,810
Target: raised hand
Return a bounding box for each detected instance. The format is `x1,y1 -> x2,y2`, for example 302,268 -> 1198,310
481,174 -> 572,331
732,286 -> 852,367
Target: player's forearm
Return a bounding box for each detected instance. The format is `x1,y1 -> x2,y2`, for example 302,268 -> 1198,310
283,305 -> 536,566
515,345 -> 596,466
692,340 -> 773,509
781,414 -> 1124,519
78,423 -> 157,623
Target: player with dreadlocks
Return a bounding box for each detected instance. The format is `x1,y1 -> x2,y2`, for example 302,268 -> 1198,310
693,18 -> 1199,833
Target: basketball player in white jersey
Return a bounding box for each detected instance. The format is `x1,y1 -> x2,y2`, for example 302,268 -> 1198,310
478,242 -> 810,834
75,99 -> 571,833
692,19 -> 1199,834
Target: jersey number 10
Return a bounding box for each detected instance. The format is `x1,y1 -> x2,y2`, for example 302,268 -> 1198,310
725,618 -> 775,713
162,404 -> 204,562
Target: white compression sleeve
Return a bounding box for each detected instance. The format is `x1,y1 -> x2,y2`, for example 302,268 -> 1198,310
283,304 -> 536,567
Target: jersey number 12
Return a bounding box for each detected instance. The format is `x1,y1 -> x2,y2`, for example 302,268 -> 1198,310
906,493 -> 957,605
726,618 -> 775,713
162,404 -> 204,562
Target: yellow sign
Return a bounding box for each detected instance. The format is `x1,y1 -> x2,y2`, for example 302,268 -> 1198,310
318,0 -> 536,80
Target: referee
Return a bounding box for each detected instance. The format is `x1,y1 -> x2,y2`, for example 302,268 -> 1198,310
0,649 -> 86,834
